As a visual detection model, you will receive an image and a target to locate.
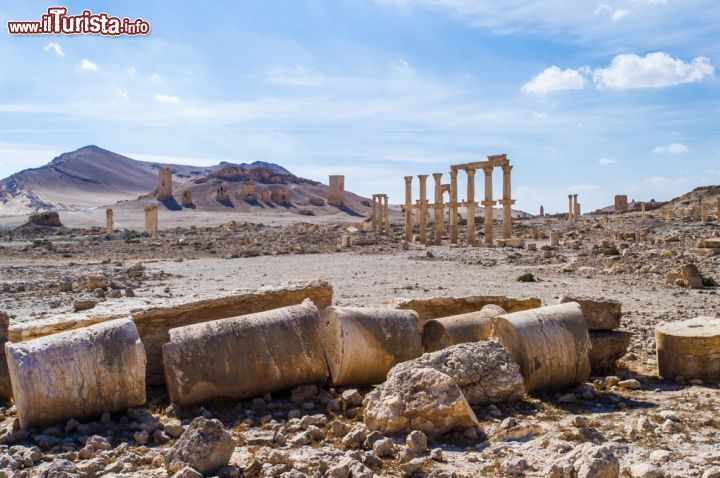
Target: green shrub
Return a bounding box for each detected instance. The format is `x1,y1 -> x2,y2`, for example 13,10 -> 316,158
702,276 -> 718,287
602,246 -> 620,256
516,273 -> 536,283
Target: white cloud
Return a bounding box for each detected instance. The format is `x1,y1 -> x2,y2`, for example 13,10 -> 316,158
80,59 -> 98,71
612,10 -> 629,21
127,67 -> 137,76
593,52 -> 714,90
44,43 -> 64,56
569,184 -> 600,192
653,143 -> 688,154
521,66 -> 586,95
594,4 -> 612,15
154,94 -> 181,103
598,157 -> 616,165
644,175 -> 668,185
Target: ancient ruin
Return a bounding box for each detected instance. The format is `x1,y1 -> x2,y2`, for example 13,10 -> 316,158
405,154 -> 515,246
370,194 -> 389,233
144,205 -> 158,234
270,187 -> 289,205
157,168 -> 173,200
181,190 -> 193,207
239,181 -> 256,201
215,185 -> 229,202
327,175 -> 345,207
105,208 -> 113,234
615,194 -> 628,212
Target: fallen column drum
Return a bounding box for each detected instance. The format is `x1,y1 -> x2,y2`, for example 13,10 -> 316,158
656,317 -> 720,383
422,304 -> 506,352
6,318 -> 147,429
491,302 -> 591,392
163,299 -> 329,405
321,306 -> 422,386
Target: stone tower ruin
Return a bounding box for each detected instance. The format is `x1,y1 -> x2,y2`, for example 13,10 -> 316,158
157,168 -> 173,200
328,175 -> 345,207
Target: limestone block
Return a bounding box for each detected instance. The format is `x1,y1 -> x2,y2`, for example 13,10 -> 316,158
421,304 -> 506,352
698,237 -> 720,249
392,341 -> 524,406
491,303 -> 591,392
681,263 -> 704,289
10,280 -> 333,386
164,417 -> 235,475
163,300 -> 329,405
589,330 -> 632,374
656,317 -> 720,383
363,366 -> 479,435
558,296 -> 621,330
388,295 -> 541,324
6,318 -> 146,429
0,312 -> 9,401
549,232 -> 561,246
322,306 -> 422,386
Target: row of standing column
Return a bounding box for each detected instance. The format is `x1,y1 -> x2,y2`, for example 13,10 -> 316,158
567,194 -> 579,221
371,194 -> 390,233
404,165 -> 513,246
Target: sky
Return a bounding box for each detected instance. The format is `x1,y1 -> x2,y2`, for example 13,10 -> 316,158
0,0 -> 719,213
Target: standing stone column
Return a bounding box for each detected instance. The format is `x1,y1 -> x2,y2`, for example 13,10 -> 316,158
404,177 -> 413,242
568,195 -> 573,221
500,165 -> 514,239
449,170 -> 459,244
701,201 -> 707,223
105,209 -> 113,234
144,205 -> 158,235
433,173 -> 444,244
418,175 -> 429,244
482,166 -> 496,246
371,195 -> 378,232
641,202 -> 646,217
383,195 -> 390,234
572,194 -> 579,221
540,205 -> 544,217
465,169 -> 476,246
717,198 -> 720,221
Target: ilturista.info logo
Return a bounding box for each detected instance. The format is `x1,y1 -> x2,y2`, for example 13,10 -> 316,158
8,7 -> 150,36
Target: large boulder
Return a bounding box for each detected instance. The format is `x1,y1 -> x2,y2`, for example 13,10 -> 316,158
559,296 -> 621,330
392,341 -> 524,405
681,263 -> 705,289
164,418 -> 235,475
363,366 -> 479,434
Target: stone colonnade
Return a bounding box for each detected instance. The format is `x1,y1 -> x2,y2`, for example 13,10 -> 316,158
371,194 -> 390,233
568,194 -> 580,221
404,154 -> 514,246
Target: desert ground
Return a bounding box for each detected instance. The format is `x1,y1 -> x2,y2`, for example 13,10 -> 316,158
0,211 -> 719,478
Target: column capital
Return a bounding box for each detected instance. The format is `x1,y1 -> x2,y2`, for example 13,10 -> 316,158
481,200 -> 497,207
498,199 -> 516,206
418,174 -> 429,180
501,164 -> 513,174
449,169 -> 458,178
482,165 -> 494,175
465,168 -> 476,177
404,176 -> 413,183
432,172 -> 443,180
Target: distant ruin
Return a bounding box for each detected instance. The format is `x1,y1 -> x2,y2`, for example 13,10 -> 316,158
614,195 -> 628,212
328,175 -> 345,207
239,181 -> 256,201
157,168 -> 173,200
181,191 -> 193,207
106,208 -> 113,234
270,187 -> 289,205
144,205 -> 158,234
216,185 -> 230,202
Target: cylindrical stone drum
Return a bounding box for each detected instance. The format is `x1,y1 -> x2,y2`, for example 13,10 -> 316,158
322,306 -> 422,386
6,318 -> 147,429
422,305 -> 506,352
655,317 -> 720,383
491,302 -> 591,392
163,299 -> 328,405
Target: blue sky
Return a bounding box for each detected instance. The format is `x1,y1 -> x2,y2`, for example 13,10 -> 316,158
0,0 -> 719,213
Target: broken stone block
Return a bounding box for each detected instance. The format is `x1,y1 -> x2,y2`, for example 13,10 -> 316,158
6,318 -> 146,429
392,341 -> 524,406
388,295 -> 541,324
589,330 -> 632,374
492,303 -> 591,392
656,317 -> 720,383
558,296 -> 622,330
164,418 -> 235,476
163,299 -> 329,405
363,366 -> 479,434
681,263 -> 704,289
321,306 -> 422,386
421,304 -> 506,352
